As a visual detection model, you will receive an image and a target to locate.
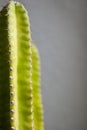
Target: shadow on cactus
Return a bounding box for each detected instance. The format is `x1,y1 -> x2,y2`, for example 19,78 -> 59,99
0,0 -> 44,130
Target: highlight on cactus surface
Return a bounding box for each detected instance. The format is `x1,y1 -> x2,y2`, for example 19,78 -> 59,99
0,0 -> 44,130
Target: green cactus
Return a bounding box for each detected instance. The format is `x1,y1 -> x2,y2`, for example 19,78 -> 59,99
0,1 -> 44,130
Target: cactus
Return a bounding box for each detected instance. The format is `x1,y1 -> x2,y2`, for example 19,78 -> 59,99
0,0 -> 44,130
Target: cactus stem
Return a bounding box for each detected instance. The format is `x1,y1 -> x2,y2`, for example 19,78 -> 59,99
0,1 -> 44,129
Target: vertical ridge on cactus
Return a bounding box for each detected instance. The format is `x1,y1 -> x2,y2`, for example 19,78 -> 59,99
31,45 -> 44,130
0,1 -> 44,130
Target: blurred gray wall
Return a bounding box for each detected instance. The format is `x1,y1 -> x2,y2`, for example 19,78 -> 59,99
1,0 -> 87,130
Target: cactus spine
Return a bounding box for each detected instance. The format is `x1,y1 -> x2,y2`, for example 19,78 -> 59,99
0,1 -> 44,130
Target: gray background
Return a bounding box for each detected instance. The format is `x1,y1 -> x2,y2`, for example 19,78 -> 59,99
1,0 -> 87,130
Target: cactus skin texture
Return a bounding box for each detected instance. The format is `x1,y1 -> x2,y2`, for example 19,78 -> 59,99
0,1 -> 44,130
